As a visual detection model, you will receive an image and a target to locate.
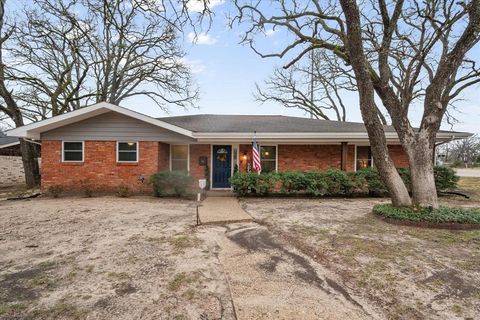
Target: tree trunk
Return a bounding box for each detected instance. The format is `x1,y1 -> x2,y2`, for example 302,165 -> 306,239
19,139 -> 40,188
407,138 -> 438,208
340,0 -> 411,207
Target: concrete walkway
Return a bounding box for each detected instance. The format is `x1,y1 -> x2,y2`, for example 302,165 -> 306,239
198,197 -> 253,224
455,168 -> 480,177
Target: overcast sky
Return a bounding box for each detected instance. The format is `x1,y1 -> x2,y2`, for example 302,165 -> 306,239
122,1 -> 480,135
5,0 -> 480,135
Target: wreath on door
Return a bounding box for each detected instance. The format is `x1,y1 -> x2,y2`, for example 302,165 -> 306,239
216,148 -> 228,162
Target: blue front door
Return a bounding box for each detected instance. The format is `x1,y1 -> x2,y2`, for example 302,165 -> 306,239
212,145 -> 232,188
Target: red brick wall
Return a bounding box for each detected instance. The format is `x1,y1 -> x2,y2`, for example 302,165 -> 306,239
189,144 -> 210,184
41,140 -> 161,193
278,144 -> 356,172
388,144 -> 409,168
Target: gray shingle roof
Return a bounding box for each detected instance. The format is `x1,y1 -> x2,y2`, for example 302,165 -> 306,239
158,114 -> 460,134
0,131 -> 19,147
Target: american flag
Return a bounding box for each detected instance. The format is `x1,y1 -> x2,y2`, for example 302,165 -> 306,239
252,134 -> 261,173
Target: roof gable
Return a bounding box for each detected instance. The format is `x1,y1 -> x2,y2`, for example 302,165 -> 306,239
6,102 -> 193,139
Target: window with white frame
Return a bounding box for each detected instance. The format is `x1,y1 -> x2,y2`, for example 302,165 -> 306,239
260,145 -> 277,172
63,141 -> 84,162
117,142 -> 138,162
171,145 -> 188,171
356,146 -> 373,170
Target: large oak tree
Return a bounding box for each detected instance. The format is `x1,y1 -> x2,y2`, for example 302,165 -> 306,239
232,0 -> 480,207
0,0 -> 208,186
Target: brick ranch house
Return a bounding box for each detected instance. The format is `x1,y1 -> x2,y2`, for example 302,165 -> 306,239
6,102 -> 469,193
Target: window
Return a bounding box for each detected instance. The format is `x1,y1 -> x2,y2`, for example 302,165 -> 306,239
356,146 -> 373,170
171,145 -> 189,171
117,142 -> 138,162
260,145 -> 277,172
63,141 -> 83,162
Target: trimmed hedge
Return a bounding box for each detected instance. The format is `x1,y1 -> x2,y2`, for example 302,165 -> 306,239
149,171 -> 193,197
373,204 -> 480,224
230,166 -> 458,197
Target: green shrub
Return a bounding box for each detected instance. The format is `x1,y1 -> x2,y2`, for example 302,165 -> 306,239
355,167 -> 387,195
116,184 -> 129,198
304,171 -> 329,196
230,172 -> 256,196
280,171 -> 307,193
230,166 -> 459,198
397,168 -> 411,192
373,203 -> 480,224
80,179 -> 95,197
347,172 -> 369,195
149,171 -> 193,197
256,173 -> 279,195
434,166 -> 459,191
323,169 -> 350,195
48,185 -> 64,198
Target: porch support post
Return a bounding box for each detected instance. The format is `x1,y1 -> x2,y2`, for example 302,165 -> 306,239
341,142 -> 348,171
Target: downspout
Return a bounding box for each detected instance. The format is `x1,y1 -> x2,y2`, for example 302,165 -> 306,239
433,135 -> 455,165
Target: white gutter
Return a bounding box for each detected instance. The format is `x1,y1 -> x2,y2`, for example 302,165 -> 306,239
0,141 -> 20,149
192,131 -> 471,141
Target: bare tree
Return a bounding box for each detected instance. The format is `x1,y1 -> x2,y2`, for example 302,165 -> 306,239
0,0 -> 211,186
256,51 -> 353,121
256,47 -> 389,123
440,135 -> 480,167
231,0 -> 480,208
0,0 -> 39,187
7,3 -> 93,120
38,0 -> 199,110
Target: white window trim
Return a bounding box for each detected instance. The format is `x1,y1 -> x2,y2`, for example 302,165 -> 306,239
62,141 -> 84,163
259,144 -> 278,172
169,144 -> 190,172
117,141 -> 139,163
354,145 -> 374,171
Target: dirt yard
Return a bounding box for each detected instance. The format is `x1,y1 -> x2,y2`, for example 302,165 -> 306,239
240,196 -> 480,319
1,180 -> 479,320
0,197 -> 235,320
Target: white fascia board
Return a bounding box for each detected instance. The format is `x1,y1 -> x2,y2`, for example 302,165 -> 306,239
0,141 -> 20,148
193,132 -> 398,140
6,102 -> 194,139
193,131 -> 471,143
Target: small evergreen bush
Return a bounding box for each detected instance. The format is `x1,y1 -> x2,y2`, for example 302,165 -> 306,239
116,184 -> 130,198
48,185 -> 64,198
229,166 -> 459,197
149,171 -> 193,197
434,166 -> 459,192
355,167 -> 388,195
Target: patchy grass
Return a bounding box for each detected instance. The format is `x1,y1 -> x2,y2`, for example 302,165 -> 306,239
169,234 -> 201,253
168,272 -> 197,291
32,303 -> 86,320
106,272 -> 130,281
458,177 -> 480,201
0,303 -> 28,316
